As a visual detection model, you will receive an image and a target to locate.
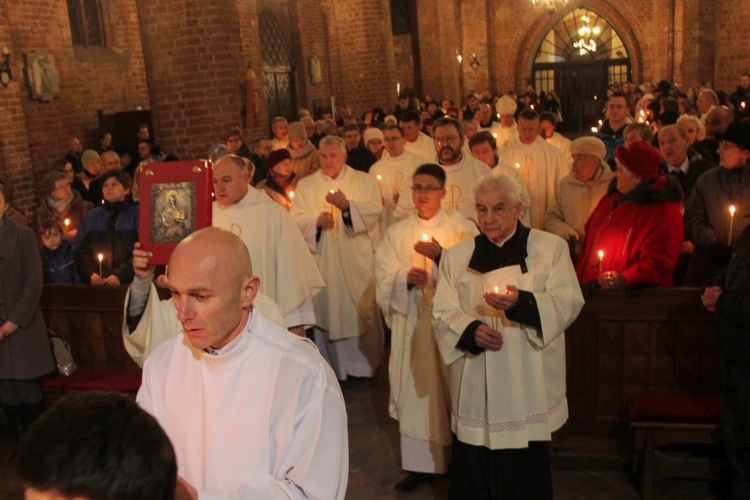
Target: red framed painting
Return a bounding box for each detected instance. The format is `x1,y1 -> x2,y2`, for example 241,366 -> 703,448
138,160 -> 213,264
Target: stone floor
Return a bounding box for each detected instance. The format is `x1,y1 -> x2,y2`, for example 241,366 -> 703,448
0,344 -> 730,499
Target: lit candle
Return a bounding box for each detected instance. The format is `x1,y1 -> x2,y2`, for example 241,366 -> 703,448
422,233 -> 429,271
97,253 -> 104,277
494,286 -> 499,293
289,190 -> 294,199
492,286 -> 500,331
598,249 -> 604,278
64,218 -> 70,229
591,127 -> 599,133
514,162 -> 520,169
397,82 -> 400,96
492,132 -> 498,138
376,174 -> 383,197
329,190 -> 336,228
742,102 -> 747,109
728,205 -> 736,245
598,119 -> 603,126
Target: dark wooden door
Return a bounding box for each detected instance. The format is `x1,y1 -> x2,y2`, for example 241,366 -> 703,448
555,65 -> 609,133
260,9 -> 295,122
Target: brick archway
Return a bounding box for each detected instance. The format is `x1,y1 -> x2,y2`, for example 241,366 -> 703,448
514,1 -> 643,89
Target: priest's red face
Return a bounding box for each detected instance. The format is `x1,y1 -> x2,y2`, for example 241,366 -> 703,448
476,185 -> 521,244
517,118 -> 539,145
213,157 -> 250,206
319,141 -> 347,178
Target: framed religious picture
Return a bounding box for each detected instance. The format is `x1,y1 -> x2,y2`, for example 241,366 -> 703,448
138,160 -> 213,264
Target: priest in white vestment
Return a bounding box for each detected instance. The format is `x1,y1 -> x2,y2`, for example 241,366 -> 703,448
290,136 -> 384,381
499,110 -> 568,230
400,110 -> 438,162
370,124 -> 427,230
137,228 -> 348,499
432,174 -> 584,498
493,95 -> 520,149
394,117 -> 491,222
375,164 -> 478,492
540,111 -> 573,168
211,155 -> 325,336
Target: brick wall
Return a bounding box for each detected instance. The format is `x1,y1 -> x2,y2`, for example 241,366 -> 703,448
713,0 -> 750,93
0,0 -> 148,215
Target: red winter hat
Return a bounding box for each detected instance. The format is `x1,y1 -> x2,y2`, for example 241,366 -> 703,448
615,140 -> 663,180
266,148 -> 291,170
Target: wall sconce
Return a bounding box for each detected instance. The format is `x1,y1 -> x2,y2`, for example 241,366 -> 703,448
470,53 -> 480,70
0,46 -> 11,87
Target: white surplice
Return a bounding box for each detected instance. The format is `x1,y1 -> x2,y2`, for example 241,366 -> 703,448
394,154 -> 491,222
432,230 -> 584,449
404,131 -> 438,163
137,310 -> 348,499
499,136 -> 568,230
375,208 -> 478,473
290,165 -> 384,380
370,149 -> 425,229
546,131 -> 573,169
212,188 -> 325,328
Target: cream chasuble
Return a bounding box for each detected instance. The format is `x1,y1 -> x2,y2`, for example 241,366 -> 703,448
375,209 -> 477,466
290,165 -> 382,341
432,230 -> 584,450
546,131 -> 573,169
394,155 -> 491,222
370,149 -> 424,229
137,310 -> 348,499
493,123 -> 518,150
212,188 -> 324,327
404,131 -> 438,163
499,136 -> 567,230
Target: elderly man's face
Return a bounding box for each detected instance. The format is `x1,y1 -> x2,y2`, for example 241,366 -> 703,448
319,142 -> 347,178
168,238 -> 256,351
658,128 -> 689,166
517,118 -> 539,145
572,154 -> 600,183
476,186 -> 521,243
697,93 -> 714,114
272,121 -> 288,140
212,159 -> 250,206
101,152 -> 121,172
383,129 -> 406,157
400,120 -> 421,142
433,124 -> 463,165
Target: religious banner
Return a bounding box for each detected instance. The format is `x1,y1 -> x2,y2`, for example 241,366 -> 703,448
138,160 -> 213,264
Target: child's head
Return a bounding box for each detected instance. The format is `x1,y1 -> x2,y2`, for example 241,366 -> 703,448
40,220 -> 63,251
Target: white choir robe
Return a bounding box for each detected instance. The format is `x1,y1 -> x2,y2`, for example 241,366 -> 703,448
493,123 -> 518,150
432,230 -> 584,449
491,161 -> 532,227
499,136 -> 567,230
370,150 -> 425,230
290,165 -> 384,380
271,136 -> 290,151
375,208 -> 478,473
545,132 -> 573,170
212,188 -> 325,329
394,155 -> 491,222
122,282 -> 285,367
404,131 -> 438,163
137,310 -> 349,499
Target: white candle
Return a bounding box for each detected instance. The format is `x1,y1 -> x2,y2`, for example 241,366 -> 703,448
97,253 -> 104,277
728,205 -> 736,245
376,175 -> 383,197
64,218 -> 70,229
598,249 -> 604,278
422,233 -> 429,270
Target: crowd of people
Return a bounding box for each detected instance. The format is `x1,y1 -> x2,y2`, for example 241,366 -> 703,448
2,73 -> 750,499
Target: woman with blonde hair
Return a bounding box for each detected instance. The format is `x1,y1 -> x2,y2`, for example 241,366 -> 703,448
677,114 -> 706,147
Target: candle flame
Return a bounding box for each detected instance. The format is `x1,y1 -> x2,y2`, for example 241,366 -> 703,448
329,189 -> 335,194
492,133 -> 498,138
494,286 -> 499,293
97,253 -> 103,262
591,127 -> 599,133
514,163 -> 520,169
376,175 -> 382,181
422,233 -> 429,242
289,191 -> 294,199
743,102 -> 747,109
730,205 -> 736,215
64,218 -> 70,227
598,250 -> 604,260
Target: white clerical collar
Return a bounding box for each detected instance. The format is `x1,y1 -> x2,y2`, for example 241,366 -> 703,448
490,226 -> 517,248
322,166 -> 348,182
667,157 -> 689,174
416,208 -> 444,228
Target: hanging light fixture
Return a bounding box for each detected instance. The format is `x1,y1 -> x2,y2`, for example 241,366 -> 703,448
531,0 -> 568,14
573,14 -> 600,55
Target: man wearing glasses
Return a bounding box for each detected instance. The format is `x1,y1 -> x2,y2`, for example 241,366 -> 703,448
396,117 -> 490,222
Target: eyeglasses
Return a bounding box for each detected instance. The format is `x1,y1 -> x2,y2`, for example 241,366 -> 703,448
434,135 -> 460,145
411,185 -> 443,193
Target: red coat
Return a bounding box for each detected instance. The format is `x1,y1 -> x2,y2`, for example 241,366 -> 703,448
576,177 -> 683,287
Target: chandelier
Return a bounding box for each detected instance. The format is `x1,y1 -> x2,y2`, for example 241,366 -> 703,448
574,15 -> 600,55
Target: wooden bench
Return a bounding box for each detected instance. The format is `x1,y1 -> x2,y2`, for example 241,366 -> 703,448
39,285 -> 141,403
629,394 -> 724,500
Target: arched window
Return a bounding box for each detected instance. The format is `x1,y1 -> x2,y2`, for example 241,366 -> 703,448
260,9 -> 295,122
532,8 -> 631,131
